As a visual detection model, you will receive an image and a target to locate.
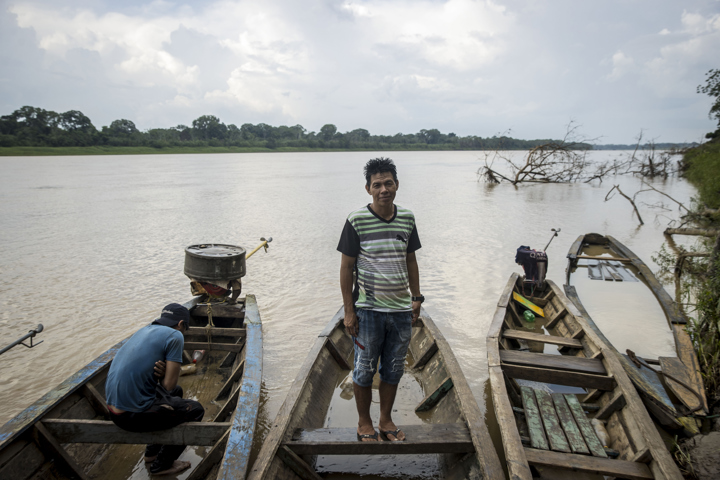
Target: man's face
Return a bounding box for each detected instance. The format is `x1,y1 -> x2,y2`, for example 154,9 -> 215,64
366,171 -> 398,207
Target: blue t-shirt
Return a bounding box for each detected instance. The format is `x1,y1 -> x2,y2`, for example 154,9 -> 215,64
105,324 -> 184,412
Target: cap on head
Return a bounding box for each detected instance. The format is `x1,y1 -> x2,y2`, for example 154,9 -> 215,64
153,303 -> 190,327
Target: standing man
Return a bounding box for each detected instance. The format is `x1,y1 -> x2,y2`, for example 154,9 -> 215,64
105,303 -> 204,475
337,157 -> 423,442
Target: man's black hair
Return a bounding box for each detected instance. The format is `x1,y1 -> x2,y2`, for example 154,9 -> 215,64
364,157 -> 398,187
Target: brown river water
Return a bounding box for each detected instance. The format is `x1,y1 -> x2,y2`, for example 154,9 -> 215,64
0,151 -> 698,478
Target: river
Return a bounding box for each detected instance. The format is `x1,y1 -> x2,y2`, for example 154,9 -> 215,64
0,150 -> 697,476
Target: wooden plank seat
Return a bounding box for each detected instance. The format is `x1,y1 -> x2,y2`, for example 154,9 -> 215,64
183,341 -> 244,352
524,448 -> 653,480
502,330 -> 583,349
519,387 -> 607,458
500,351 -> 606,375
284,423 -> 473,455
40,419 -> 230,446
186,327 -> 246,338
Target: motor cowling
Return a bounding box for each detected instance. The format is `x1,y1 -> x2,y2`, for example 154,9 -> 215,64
516,245 -> 548,289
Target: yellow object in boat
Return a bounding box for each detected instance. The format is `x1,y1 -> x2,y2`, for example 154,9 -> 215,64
513,292 -> 545,317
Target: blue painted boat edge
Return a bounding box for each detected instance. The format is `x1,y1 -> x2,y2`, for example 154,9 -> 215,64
217,294 -> 263,480
0,338 -> 126,446
0,296 -> 202,448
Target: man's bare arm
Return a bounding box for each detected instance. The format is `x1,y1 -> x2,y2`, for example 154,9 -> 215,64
407,251 -> 421,324
340,254 -> 358,336
162,361 -> 181,391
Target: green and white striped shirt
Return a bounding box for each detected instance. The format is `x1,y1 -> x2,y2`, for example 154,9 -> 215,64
338,205 -> 421,312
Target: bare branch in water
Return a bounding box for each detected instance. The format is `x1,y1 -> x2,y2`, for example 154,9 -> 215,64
641,180 -> 690,213
606,185 -> 644,225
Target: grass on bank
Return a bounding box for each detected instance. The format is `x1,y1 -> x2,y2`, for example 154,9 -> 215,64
682,141 -> 720,209
678,141 -> 720,405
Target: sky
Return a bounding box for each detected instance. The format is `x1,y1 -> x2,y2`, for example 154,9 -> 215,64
1,0 -> 719,144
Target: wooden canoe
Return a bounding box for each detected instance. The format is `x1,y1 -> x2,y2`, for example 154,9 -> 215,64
247,307 -> 504,480
566,233 -> 708,433
488,273 -> 683,480
0,294 -> 262,480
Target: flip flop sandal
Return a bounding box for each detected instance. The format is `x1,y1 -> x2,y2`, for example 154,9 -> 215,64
356,431 -> 379,442
380,429 -> 405,441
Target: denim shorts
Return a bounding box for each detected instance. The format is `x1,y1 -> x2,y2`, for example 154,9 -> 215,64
352,308 -> 412,387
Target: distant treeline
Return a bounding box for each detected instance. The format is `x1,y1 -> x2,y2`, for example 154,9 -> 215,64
1,105 -> 593,151
591,143 -> 697,150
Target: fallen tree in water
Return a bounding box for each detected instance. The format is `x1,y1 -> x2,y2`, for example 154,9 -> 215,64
479,127 -> 681,185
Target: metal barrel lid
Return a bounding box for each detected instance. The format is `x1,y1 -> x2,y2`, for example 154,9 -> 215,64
184,244 -> 247,280
185,244 -> 246,258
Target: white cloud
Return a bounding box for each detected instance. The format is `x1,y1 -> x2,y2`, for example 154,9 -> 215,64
608,51 -> 635,80
2,0 -> 719,142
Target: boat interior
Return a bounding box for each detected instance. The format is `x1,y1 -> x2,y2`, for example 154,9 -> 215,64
248,308 -> 502,480
488,273 -> 682,480
0,296 -> 256,480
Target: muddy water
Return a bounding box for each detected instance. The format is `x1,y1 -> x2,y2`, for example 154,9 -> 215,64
0,151 -> 698,478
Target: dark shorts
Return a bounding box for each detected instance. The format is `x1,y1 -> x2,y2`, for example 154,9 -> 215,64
352,309 -> 412,387
109,385 -> 204,471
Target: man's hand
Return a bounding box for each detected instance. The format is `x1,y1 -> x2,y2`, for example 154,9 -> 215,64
344,310 -> 359,337
153,360 -> 166,380
411,301 -> 421,325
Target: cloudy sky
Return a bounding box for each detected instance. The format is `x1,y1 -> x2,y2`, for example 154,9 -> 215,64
1,0 -> 719,143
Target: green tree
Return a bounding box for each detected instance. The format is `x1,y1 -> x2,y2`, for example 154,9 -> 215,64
698,69 -> 720,140
419,128 -> 441,144
107,119 -> 139,136
192,115 -> 227,140
320,124 -> 337,141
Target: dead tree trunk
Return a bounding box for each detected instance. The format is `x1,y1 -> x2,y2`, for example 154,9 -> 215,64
664,228 -> 720,237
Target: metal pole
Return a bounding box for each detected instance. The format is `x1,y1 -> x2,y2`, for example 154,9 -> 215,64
543,228 -> 561,251
0,324 -> 44,355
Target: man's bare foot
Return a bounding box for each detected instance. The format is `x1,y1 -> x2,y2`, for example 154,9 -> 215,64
379,422 -> 405,441
151,460 -> 191,475
144,455 -> 158,463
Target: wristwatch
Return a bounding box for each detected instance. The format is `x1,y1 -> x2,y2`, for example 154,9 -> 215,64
412,295 -> 425,303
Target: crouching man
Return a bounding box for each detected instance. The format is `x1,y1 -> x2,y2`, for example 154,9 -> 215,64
105,303 -> 204,475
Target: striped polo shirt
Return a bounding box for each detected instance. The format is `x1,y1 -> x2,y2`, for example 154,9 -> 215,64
337,204 -> 421,312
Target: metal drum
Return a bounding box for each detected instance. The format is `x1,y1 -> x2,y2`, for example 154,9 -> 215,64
184,244 -> 246,281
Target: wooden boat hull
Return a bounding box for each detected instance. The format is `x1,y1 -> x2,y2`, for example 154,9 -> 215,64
248,308 -> 504,480
488,273 -> 682,480
0,295 -> 262,480
566,233 -> 708,431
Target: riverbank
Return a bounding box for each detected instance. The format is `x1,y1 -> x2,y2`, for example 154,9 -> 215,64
666,140 -> 720,478
0,145 -> 520,156
0,144 -> 670,156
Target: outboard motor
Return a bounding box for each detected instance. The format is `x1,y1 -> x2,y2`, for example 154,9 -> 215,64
516,246 -> 548,293
184,244 -> 246,304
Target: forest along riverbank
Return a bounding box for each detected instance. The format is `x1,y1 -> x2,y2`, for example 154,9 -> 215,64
0,151 -> 700,475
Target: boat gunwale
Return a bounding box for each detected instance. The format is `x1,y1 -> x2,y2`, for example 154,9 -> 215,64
0,294 -> 262,480
565,233 -> 708,417
248,306 -> 505,480
488,274 -> 683,480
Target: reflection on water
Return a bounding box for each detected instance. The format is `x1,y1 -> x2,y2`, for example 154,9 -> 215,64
0,151 -> 698,476
319,370 -> 440,479
568,248 -> 677,359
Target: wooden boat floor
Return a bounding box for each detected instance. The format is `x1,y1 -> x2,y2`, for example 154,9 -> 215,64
286,423 -> 473,455
519,387 -> 606,457
312,370 -> 445,478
